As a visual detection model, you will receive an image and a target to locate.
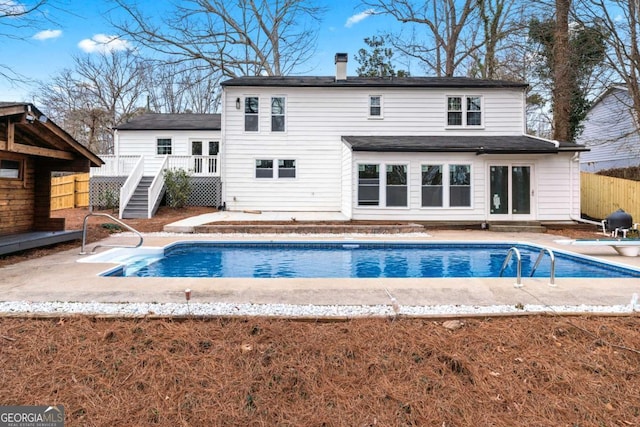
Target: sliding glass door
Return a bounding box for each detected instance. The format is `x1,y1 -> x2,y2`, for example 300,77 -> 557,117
489,164 -> 534,219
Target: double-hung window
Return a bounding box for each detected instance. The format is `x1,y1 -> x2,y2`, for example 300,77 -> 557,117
271,97 -> 285,132
278,159 -> 296,178
447,96 -> 482,127
369,95 -> 382,118
156,138 -> 172,155
421,165 -> 443,207
255,160 -> 273,178
421,163 -> 471,208
245,97 -> 259,132
256,159 -> 296,179
358,164 -> 380,206
449,164 -> 471,207
386,164 -> 407,207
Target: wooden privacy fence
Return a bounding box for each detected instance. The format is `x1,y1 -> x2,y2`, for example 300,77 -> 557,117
51,173 -> 90,210
581,172 -> 640,221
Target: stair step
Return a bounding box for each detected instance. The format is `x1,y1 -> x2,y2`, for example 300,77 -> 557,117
488,224 -> 546,233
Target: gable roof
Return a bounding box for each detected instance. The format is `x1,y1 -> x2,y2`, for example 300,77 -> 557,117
0,102 -> 103,167
116,113 -> 221,131
221,76 -> 528,89
342,135 -> 588,154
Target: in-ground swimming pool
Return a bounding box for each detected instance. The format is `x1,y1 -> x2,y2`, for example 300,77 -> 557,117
102,242 -> 640,279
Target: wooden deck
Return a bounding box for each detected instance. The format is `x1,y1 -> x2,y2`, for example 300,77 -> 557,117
0,230 -> 82,256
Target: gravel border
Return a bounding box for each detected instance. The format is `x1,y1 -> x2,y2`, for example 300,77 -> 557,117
0,301 -> 638,318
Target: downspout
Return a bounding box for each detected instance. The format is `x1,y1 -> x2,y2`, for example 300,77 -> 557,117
569,152 -> 600,226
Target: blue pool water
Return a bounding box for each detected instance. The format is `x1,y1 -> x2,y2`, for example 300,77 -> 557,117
104,242 -> 640,279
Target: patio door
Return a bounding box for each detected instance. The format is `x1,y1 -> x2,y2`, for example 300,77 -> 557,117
489,164 -> 534,219
191,141 -> 219,174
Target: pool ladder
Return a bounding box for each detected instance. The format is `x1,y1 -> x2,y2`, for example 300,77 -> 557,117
499,247 -> 556,287
80,213 -> 144,255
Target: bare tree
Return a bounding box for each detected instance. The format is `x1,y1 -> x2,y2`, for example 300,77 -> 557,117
360,0 -> 480,76
580,0 -> 640,130
145,62 -> 222,114
34,50 -> 149,153
0,0 -> 48,82
111,0 -> 324,77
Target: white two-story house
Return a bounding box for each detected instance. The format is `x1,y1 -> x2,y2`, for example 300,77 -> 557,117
219,53 -> 587,223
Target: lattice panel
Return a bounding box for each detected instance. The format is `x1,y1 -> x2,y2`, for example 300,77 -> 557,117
90,176 -> 221,210
90,177 -> 126,210
187,177 -> 222,207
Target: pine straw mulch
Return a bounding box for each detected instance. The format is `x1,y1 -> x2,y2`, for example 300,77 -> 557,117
1,315 -> 639,426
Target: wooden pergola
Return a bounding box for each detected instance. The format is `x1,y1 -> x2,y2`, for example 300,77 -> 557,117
0,102 -> 103,255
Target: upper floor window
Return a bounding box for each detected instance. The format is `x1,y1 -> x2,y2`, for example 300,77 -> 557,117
369,95 -> 382,118
0,158 -> 21,179
245,96 -> 259,132
156,138 -> 172,155
447,96 -> 482,127
271,97 -> 285,132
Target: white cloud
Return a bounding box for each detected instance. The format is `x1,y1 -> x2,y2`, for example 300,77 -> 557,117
345,9 -> 375,28
33,29 -> 62,41
78,34 -> 131,53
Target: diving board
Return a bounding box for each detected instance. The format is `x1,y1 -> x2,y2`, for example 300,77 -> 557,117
555,238 -> 640,257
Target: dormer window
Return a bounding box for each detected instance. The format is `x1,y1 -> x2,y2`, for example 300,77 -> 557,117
369,95 -> 382,118
447,96 -> 482,127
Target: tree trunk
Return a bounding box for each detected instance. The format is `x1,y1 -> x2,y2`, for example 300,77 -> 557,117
552,0 -> 571,142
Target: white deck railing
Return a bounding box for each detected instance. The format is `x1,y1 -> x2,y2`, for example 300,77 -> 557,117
91,155 -> 141,177
118,156 -> 144,219
167,155 -> 219,176
147,156 -> 169,219
92,155 -> 219,177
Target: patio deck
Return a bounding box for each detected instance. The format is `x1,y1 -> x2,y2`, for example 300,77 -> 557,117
0,230 -> 83,256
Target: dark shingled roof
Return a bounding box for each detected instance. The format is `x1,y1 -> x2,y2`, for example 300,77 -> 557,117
341,135 -> 588,154
221,76 -> 528,89
116,113 -> 221,131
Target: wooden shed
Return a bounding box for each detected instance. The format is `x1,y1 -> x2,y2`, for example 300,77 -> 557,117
0,102 -> 103,255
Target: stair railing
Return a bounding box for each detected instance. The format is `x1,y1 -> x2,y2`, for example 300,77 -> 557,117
147,155 -> 169,218
118,155 -> 144,219
80,213 -> 143,254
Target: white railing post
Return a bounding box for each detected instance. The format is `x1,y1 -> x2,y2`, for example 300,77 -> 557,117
119,156 -> 144,219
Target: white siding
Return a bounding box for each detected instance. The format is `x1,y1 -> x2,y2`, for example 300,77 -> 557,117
349,152 -> 576,221
578,88 -> 640,171
223,85 -> 525,212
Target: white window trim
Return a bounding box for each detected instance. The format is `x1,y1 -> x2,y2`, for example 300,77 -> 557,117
244,95 -> 260,133
445,95 -> 484,129
270,96 -> 287,133
356,162 -> 410,209
254,158 -> 298,180
368,95 -> 383,119
419,162 -> 474,209
156,137 -> 173,155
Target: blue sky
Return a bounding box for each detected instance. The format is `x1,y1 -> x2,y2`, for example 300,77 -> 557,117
0,0 -> 397,101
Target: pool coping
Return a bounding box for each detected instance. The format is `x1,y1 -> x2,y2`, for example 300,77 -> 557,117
1,230 -> 639,318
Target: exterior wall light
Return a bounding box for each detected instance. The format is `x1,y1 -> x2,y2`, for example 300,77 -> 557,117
236,97 -> 241,110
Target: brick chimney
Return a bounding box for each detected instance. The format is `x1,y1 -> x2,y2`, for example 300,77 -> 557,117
335,53 -> 348,81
